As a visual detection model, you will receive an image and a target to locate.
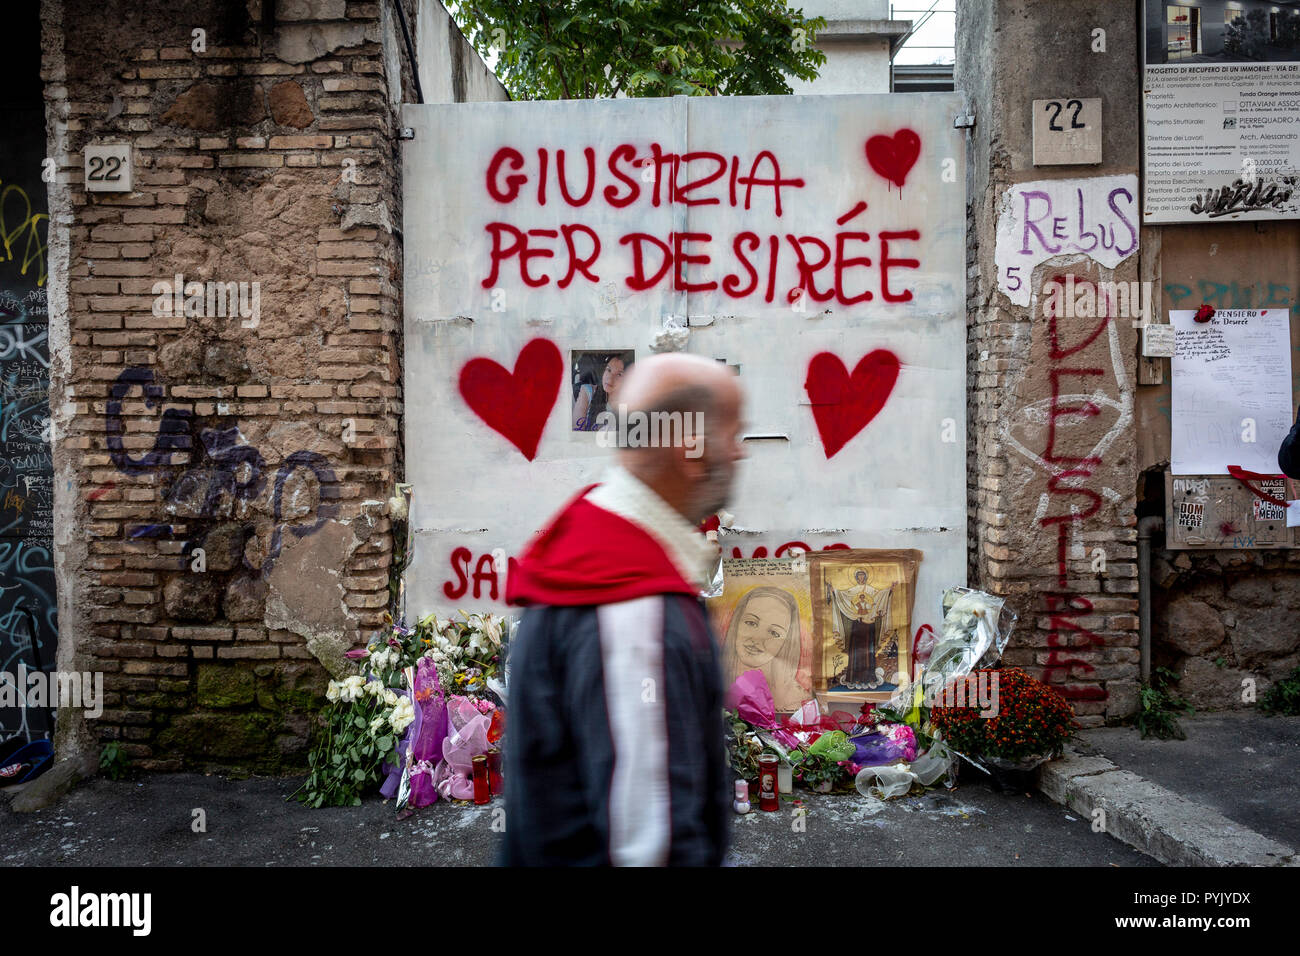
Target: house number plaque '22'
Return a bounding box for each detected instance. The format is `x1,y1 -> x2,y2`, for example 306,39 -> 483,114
1032,97 -> 1102,166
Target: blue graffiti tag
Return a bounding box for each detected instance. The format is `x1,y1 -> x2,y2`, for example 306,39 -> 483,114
106,368 -> 337,573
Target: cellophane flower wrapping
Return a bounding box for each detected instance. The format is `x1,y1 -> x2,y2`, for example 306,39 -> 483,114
850,723 -> 918,767
403,656 -> 448,809
433,694 -> 493,800
923,587 -> 1016,701
881,586 -> 1017,723
807,730 -> 857,762
726,669 -> 778,729
379,681 -> 414,802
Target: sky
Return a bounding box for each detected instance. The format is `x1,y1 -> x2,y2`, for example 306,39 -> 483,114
891,0 -> 956,66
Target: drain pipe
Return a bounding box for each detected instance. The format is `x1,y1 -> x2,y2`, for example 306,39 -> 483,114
1137,515 -> 1164,684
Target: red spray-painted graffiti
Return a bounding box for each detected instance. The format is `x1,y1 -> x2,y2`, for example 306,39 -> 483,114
729,541 -> 851,559
478,135 -> 925,305
1037,276 -> 1108,702
457,338 -> 564,461
443,541 -> 852,601
804,349 -> 901,459
864,130 -> 921,191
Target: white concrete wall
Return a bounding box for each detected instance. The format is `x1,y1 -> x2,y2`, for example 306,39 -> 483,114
789,37 -> 894,94
801,0 -> 893,20
789,0 -> 904,94
417,0 -> 509,103
400,94 -> 968,636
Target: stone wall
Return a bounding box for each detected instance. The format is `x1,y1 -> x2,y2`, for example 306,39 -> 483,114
40,0 -> 504,770
1152,549 -> 1300,709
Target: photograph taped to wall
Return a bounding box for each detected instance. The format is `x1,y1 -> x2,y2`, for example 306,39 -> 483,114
808,549 -> 921,707
707,558 -> 814,715
571,350 -> 633,432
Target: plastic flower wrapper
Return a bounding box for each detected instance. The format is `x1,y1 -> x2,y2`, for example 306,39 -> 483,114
909,736 -> 954,787
699,547 -> 724,600
778,698 -> 841,748
433,695 -> 492,800
850,722 -> 917,767
726,669 -> 779,729
399,656 -> 448,810
925,588 -> 1016,697
855,764 -> 914,800
379,688 -> 415,801
806,730 -> 856,762
881,586 -> 1017,724
696,511 -> 734,599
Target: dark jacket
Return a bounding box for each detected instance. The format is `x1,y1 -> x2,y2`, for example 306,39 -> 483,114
500,488 -> 730,866
1280,407 -> 1300,480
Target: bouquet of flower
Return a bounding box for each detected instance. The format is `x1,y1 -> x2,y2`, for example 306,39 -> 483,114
299,610 -> 511,809
294,675 -> 413,807
398,656 -> 448,810
850,721 -> 918,767
412,611 -> 508,694
930,666 -> 1077,766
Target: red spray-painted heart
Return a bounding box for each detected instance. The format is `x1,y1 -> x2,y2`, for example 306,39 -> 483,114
804,350 -> 901,459
458,338 -> 563,461
865,129 -> 921,190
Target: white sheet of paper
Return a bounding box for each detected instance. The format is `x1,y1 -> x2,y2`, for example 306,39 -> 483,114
1288,500 -> 1300,529
1171,309 -> 1293,475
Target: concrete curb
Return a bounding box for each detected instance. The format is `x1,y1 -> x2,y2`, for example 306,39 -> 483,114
1035,744 -> 1299,867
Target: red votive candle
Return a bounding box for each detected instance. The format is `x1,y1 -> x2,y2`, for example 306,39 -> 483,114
758,754 -> 780,811
472,754 -> 490,805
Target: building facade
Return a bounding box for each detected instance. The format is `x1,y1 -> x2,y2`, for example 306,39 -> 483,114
23,0 -> 503,770
961,0 -> 1300,725
1,0 -> 1295,773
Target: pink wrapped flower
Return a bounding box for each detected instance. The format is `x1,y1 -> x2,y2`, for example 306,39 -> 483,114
881,723 -> 918,762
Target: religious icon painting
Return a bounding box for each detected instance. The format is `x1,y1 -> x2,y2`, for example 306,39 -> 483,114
706,557 -> 816,716
807,549 -> 922,708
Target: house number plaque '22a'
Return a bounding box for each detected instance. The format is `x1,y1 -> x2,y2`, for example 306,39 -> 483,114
1032,98 -> 1102,166
83,143 -> 133,193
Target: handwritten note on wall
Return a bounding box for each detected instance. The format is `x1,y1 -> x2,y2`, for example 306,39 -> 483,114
1171,308 -> 1293,475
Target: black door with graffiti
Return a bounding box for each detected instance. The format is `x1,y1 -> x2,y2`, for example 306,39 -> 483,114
0,5 -> 55,740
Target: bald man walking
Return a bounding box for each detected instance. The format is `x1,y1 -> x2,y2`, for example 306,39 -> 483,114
503,354 -> 746,866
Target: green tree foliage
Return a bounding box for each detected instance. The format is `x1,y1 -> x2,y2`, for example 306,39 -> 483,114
444,0 -> 827,100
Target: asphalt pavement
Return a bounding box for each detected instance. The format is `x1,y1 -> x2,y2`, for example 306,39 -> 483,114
0,768 -> 1156,867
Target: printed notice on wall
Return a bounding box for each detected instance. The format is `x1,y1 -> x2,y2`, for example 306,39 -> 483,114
1142,0 -> 1300,224
1171,308 -> 1293,475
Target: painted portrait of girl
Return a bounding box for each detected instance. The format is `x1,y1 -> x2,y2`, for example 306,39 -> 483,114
720,585 -> 810,714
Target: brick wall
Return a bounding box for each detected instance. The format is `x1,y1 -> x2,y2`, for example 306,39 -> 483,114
958,0 -> 1143,726
41,0 -> 440,770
